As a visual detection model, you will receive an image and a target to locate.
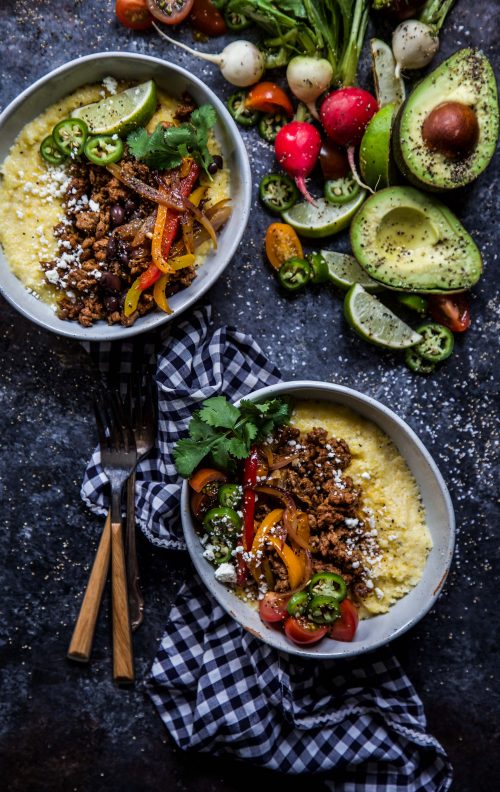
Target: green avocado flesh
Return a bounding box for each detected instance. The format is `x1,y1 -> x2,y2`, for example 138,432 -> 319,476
394,48 -> 499,190
350,186 -> 482,293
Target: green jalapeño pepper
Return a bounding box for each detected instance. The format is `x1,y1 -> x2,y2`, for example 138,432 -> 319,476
404,348 -> 436,375
324,177 -> 361,206
40,135 -> 67,166
258,112 -> 288,143
415,323 -> 455,363
212,543 -> 233,566
277,256 -> 312,292
203,507 -> 242,540
287,591 -> 309,617
218,484 -> 242,510
227,91 -> 259,127
309,571 -> 347,602
396,294 -> 429,316
224,11 -> 250,31
84,135 -> 124,166
52,117 -> 88,158
308,594 -> 341,624
262,45 -> 289,70
307,252 -> 330,285
259,173 -> 299,214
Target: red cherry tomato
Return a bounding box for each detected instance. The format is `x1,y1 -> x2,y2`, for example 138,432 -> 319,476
328,599 -> 359,642
190,0 -> 227,36
116,0 -> 153,30
428,293 -> 471,333
284,616 -> 328,645
246,83 -> 294,117
259,592 -> 289,624
146,0 -> 194,25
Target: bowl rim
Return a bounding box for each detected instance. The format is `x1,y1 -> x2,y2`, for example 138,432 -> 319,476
181,379 -> 456,658
0,51 -> 252,341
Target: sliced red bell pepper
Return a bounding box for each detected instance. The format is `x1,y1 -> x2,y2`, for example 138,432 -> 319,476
162,161 -> 201,262
236,446 -> 259,585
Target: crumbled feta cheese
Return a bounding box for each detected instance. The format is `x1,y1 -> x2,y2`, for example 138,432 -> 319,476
88,199 -> 100,212
214,563 -> 237,584
102,76 -> 118,94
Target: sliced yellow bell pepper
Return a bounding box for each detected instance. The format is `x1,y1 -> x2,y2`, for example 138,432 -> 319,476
153,273 -> 173,315
265,536 -> 306,590
170,253 -> 196,271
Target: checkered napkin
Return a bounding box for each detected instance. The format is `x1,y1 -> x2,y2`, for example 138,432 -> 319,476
81,305 -> 452,790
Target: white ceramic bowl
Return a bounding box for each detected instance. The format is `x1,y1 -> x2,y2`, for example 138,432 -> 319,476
181,381 -> 455,659
0,53 -> 251,341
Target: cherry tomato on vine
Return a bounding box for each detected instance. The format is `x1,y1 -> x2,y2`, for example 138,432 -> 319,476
116,0 -> 153,29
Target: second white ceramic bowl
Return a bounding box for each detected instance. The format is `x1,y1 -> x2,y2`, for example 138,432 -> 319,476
181,381 -> 455,659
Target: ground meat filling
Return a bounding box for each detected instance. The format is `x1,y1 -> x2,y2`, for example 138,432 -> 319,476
259,427 -> 380,601
41,154 -> 197,328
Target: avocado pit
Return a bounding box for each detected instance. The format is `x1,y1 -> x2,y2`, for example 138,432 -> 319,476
422,101 -> 479,159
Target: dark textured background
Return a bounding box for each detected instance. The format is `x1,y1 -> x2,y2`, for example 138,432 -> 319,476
0,2 -> 498,791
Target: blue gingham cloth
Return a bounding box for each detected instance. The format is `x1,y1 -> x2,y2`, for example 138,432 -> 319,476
81,305 -> 452,790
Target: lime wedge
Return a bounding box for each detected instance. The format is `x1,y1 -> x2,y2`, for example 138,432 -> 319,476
71,80 -> 157,136
344,284 -> 422,349
281,192 -> 366,239
359,103 -> 396,191
321,250 -> 382,292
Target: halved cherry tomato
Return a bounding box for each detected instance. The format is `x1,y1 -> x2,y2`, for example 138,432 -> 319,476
190,490 -> 217,521
188,467 -> 228,493
245,83 -> 294,117
428,293 -> 471,333
116,0 -> 153,29
190,0 -> 227,35
319,141 -> 349,180
328,599 -> 359,642
265,223 -> 304,271
284,616 -> 328,645
259,592 -> 289,624
146,0 -> 194,24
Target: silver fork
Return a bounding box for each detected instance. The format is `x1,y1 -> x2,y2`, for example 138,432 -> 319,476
124,374 -> 157,631
94,390 -> 137,684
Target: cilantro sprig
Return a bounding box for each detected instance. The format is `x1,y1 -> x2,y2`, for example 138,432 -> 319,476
127,104 -> 217,175
173,395 -> 292,477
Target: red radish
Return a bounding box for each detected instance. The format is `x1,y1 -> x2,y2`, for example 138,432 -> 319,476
320,87 -> 379,191
275,121 -> 322,205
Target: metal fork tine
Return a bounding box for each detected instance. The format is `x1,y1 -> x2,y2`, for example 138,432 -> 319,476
94,397 -> 109,451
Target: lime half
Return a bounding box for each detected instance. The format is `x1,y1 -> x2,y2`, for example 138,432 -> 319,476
71,80 -> 157,136
321,250 -> 382,292
344,284 -> 422,349
281,192 -> 366,239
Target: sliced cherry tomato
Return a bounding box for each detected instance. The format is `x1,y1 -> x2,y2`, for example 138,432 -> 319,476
116,0 -> 153,29
259,592 -> 289,624
146,0 -> 194,24
190,490 -> 217,521
265,223 -> 303,271
245,82 -> 294,117
190,0 -> 227,35
328,599 -> 359,642
284,616 -> 328,646
188,467 -> 228,493
319,141 -> 349,180
427,293 -> 471,333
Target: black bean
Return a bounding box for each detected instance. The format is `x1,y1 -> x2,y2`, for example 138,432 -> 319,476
106,235 -> 117,260
213,155 -> 223,170
100,271 -> 122,292
208,161 -> 218,175
124,199 -> 136,218
117,240 -> 130,267
110,204 -> 125,226
104,294 -> 120,313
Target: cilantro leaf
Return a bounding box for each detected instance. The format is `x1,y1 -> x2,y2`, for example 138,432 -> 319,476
172,437 -> 215,478
126,103 -> 217,175
199,396 -> 240,429
226,437 -> 250,459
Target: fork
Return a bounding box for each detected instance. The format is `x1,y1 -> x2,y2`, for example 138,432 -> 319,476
124,373 -> 157,631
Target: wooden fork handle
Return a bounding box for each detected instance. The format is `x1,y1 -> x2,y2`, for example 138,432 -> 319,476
67,513 -> 111,663
111,519 -> 134,685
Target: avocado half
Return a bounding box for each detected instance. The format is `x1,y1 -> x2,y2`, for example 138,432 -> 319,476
393,48 -> 499,191
350,186 -> 482,293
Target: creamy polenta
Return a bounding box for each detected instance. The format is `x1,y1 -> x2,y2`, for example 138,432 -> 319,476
291,400 -> 432,617
0,80 -> 229,306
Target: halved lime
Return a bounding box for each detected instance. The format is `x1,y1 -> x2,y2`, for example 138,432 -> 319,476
321,250 -> 382,292
281,192 -> 366,239
344,284 -> 422,349
360,103 -> 396,191
71,80 -> 157,136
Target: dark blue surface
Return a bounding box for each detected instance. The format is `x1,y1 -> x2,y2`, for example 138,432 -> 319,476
0,2 -> 498,791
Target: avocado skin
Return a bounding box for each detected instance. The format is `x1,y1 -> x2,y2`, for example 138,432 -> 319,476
350,186 -> 483,293
393,48 -> 499,192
